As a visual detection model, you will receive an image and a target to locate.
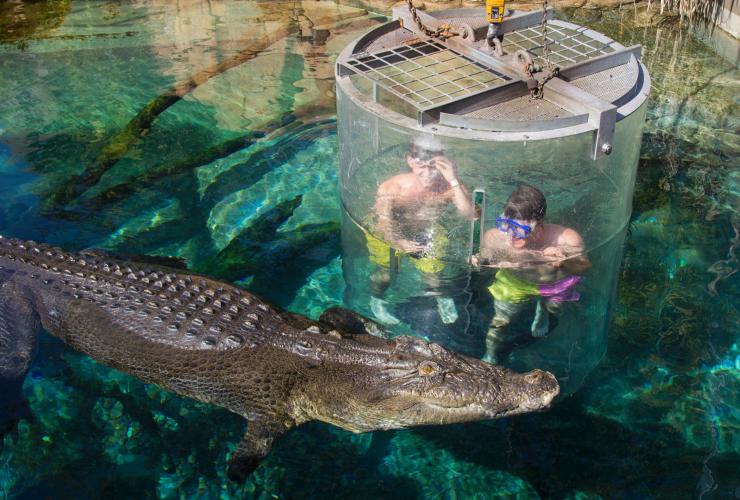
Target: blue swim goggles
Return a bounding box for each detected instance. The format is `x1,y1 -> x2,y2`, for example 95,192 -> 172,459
495,217 -> 532,239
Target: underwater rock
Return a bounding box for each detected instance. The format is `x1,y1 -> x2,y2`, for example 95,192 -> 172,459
84,130 -> 270,207
287,257 -> 346,320
198,195 -> 305,279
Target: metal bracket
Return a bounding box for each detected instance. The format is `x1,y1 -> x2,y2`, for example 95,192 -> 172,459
543,77 -> 617,160
470,188 -> 486,260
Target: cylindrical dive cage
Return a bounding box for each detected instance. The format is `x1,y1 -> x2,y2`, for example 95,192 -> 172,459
335,6 -> 650,393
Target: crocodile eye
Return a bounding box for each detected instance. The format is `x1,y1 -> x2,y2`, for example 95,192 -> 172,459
418,362 -> 439,377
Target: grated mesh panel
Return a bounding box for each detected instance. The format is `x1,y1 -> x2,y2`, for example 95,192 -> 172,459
569,58 -> 638,104
498,23 -> 616,68
346,39 -> 511,110
464,95 -> 570,121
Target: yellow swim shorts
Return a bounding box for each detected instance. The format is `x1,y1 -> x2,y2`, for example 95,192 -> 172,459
365,228 -> 448,274
488,268 -> 540,303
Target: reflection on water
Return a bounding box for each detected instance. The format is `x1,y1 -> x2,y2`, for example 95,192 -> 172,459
0,1 -> 737,497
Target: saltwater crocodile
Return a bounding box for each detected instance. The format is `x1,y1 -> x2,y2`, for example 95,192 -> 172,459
0,235 -> 559,481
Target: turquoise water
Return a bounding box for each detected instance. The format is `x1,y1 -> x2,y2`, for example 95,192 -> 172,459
0,1 -> 738,498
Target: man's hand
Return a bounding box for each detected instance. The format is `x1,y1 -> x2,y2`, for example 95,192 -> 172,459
542,246 -> 566,268
432,155 -> 475,219
431,156 -> 458,185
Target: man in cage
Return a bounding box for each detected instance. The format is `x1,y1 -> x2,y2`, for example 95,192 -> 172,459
366,135 -> 475,326
475,184 -> 591,362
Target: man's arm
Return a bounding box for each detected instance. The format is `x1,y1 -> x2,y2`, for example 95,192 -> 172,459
432,157 -> 475,219
478,229 -> 498,265
544,228 -> 591,274
373,180 -> 397,242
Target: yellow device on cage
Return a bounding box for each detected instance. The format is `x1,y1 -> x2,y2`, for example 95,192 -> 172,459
486,0 -> 506,24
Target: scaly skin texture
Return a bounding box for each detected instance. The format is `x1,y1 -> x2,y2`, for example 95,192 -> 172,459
0,235 -> 559,481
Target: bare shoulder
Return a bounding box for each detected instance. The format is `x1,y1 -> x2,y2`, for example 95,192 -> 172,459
482,227 -> 506,248
546,224 -> 585,249
378,173 -> 416,193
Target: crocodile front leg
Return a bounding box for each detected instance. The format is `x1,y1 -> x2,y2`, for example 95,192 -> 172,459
227,417 -> 292,482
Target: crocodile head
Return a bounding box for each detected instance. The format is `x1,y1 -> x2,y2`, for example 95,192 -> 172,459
301,335 -> 559,432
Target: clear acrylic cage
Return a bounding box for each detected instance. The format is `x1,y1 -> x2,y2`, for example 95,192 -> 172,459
335,6 -> 650,393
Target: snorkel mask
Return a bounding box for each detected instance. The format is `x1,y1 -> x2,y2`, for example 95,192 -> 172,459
495,217 -> 532,239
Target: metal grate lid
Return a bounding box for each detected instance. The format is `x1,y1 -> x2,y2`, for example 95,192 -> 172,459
336,7 -> 649,159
